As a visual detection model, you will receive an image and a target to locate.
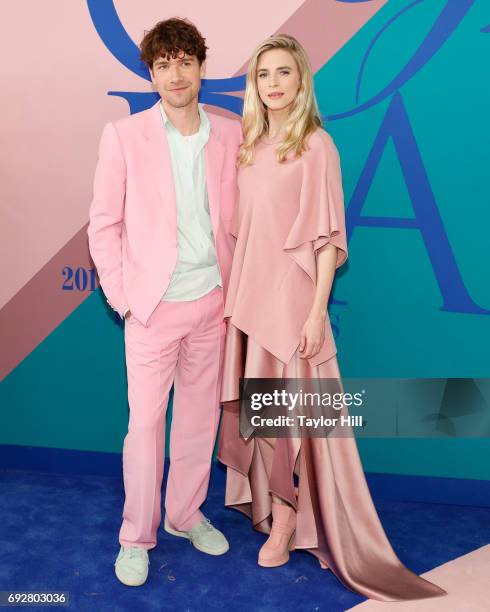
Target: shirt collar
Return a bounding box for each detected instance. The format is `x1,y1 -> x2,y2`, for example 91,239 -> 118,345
159,101 -> 210,139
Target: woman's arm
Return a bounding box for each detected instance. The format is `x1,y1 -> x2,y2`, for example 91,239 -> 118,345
298,242 -> 338,359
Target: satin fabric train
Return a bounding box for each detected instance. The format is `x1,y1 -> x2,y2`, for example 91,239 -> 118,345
218,323 -> 447,602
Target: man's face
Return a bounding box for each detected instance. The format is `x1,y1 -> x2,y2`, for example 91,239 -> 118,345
150,52 -> 205,109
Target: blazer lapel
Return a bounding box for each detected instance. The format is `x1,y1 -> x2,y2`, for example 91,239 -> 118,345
204,128 -> 225,243
140,102 -> 177,234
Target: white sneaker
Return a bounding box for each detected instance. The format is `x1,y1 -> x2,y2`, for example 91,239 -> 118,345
114,545 -> 149,586
164,516 -> 229,556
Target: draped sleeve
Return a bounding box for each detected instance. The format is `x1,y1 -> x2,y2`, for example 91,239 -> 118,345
283,130 -> 348,284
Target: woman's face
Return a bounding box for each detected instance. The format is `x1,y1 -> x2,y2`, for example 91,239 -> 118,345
256,48 -> 301,113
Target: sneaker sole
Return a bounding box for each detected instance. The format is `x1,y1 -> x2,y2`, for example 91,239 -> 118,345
164,521 -> 229,556
114,565 -> 148,587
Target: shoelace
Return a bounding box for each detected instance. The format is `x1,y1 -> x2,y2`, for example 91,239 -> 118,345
189,517 -> 214,540
125,546 -> 148,561
200,518 -> 214,532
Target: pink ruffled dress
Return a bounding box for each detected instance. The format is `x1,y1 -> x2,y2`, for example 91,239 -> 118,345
217,128 -> 447,602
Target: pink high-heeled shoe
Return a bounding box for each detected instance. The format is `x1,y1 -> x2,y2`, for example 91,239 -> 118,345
258,501 -> 296,567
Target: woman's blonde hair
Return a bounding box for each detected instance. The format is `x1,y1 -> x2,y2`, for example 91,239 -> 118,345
238,34 -> 322,166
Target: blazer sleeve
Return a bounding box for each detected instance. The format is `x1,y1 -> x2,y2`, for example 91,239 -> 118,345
87,122 -> 129,318
283,131 -> 348,284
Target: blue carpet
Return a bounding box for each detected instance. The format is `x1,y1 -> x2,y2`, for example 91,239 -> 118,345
0,463 -> 489,612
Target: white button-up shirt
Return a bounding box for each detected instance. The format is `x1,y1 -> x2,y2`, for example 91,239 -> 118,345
159,101 -> 222,302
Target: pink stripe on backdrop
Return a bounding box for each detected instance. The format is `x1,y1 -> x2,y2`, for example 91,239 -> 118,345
0,226 -> 93,381
0,0 -> 387,381
235,0 -> 388,73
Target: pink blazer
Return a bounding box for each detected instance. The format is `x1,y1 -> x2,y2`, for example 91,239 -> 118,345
88,101 -> 242,325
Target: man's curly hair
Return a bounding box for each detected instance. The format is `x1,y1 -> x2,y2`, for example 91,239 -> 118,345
140,18 -> 208,69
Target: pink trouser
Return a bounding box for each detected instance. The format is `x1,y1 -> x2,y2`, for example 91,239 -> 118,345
118,286 -> 226,550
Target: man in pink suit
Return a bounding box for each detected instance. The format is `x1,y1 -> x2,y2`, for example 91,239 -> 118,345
87,18 -> 241,586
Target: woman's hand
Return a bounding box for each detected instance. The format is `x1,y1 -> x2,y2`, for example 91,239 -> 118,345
301,243 -> 336,360
298,311 -> 326,359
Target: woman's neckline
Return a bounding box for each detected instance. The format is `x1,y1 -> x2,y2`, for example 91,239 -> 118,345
260,132 -> 285,145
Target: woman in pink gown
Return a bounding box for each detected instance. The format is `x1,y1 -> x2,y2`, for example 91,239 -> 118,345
217,34 -> 447,602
